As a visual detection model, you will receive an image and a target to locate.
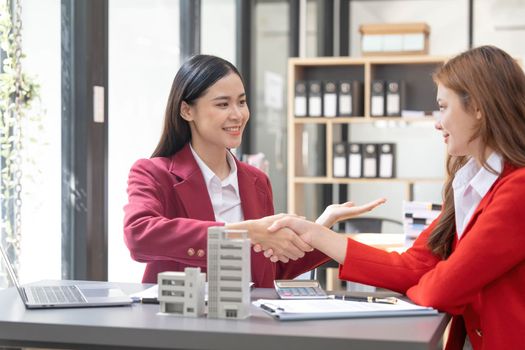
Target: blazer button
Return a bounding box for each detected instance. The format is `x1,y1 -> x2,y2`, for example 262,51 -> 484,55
187,248 -> 195,256
197,249 -> 205,257
475,329 -> 483,337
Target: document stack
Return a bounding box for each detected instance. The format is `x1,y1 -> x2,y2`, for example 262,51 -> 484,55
253,296 -> 437,321
403,201 -> 442,246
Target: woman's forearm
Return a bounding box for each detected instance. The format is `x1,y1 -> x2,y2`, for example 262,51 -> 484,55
310,227 -> 348,264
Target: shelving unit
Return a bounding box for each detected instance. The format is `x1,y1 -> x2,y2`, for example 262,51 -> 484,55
287,55 -> 447,215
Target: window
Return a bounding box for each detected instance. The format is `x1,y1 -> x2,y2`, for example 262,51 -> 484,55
108,0 -> 180,282
225,309 -> 238,318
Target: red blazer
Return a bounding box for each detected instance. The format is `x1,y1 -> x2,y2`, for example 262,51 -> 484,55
124,143 -> 329,287
339,163 -> 525,350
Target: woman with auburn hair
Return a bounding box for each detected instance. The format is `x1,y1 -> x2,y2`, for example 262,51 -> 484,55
123,54 -> 384,288
266,46 -> 525,349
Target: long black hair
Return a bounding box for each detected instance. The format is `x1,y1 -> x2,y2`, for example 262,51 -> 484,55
151,55 -> 243,157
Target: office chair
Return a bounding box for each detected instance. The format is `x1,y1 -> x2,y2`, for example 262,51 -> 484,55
310,217 -> 403,282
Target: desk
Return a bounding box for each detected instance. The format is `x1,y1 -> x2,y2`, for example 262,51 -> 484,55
347,233 -> 407,253
0,280 -> 449,350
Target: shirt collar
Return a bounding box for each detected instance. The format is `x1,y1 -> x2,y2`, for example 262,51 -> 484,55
189,144 -> 239,191
470,152 -> 502,198
453,152 -> 503,197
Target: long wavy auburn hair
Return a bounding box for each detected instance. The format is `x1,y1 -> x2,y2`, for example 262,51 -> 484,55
428,46 -> 525,258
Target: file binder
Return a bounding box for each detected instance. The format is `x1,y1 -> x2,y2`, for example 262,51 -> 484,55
323,81 -> 337,117
386,81 -> 405,116
378,143 -> 396,178
338,81 -> 352,116
308,81 -> 323,117
333,143 -> 347,178
371,80 -> 386,117
347,143 -> 362,178
362,143 -> 378,178
253,297 -> 437,321
294,81 -> 308,117
338,81 -> 364,117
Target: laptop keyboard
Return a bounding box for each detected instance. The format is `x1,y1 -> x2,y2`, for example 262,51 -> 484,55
28,285 -> 87,304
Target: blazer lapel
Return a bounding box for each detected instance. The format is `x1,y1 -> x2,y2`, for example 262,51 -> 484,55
237,161 -> 268,220
170,144 -> 216,222
460,163 -> 516,240
460,194 -> 490,240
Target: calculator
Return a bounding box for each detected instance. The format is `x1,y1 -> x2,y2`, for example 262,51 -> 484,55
274,280 -> 328,299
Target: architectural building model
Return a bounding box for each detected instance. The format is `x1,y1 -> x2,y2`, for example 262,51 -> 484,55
158,267 -> 206,317
207,227 -> 251,319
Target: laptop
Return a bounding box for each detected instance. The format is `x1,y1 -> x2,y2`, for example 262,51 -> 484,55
1,244 -> 133,309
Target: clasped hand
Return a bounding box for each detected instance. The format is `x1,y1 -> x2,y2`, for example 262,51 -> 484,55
251,198 -> 386,263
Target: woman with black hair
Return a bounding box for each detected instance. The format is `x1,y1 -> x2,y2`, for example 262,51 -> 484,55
123,54 -> 383,287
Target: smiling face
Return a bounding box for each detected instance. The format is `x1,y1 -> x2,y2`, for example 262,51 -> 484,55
181,72 -> 249,155
435,83 -> 482,158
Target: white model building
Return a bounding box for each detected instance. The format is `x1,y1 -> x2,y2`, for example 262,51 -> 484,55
158,267 -> 206,317
207,227 -> 251,319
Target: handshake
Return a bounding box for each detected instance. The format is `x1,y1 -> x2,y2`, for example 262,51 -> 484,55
226,198 -> 385,264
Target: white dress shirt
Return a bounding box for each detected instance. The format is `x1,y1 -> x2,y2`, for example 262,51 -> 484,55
190,145 -> 244,224
453,152 -> 502,239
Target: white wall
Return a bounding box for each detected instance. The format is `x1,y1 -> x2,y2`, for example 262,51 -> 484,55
350,0 -> 525,59
201,0 -> 236,64
350,0 -> 470,56
474,0 -> 525,60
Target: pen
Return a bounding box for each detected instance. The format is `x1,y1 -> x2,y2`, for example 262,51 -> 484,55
330,295 -> 398,305
259,303 -> 284,313
141,297 -> 160,304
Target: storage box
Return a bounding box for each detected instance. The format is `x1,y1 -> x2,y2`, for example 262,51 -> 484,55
359,23 -> 430,56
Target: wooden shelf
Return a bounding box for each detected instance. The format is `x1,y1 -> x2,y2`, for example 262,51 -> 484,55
289,55 -> 447,66
293,117 -> 436,124
287,55 -> 447,215
293,177 -> 443,184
